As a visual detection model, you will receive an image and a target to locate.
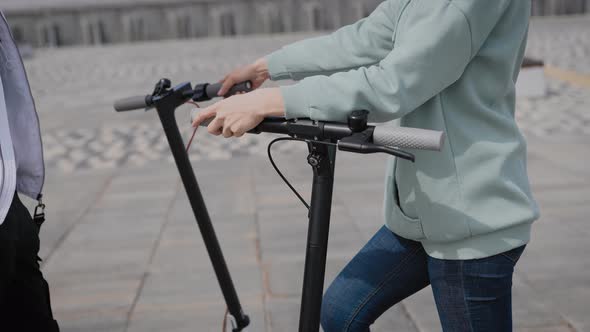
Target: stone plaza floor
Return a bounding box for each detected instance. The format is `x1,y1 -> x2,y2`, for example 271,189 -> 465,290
19,15 -> 590,332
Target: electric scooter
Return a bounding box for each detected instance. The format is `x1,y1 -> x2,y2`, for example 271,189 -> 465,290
114,79 -> 444,332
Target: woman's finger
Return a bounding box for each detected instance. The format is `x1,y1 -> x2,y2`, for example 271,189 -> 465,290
207,116 -> 224,136
218,76 -> 236,96
222,122 -> 234,138
223,115 -> 242,138
231,122 -> 246,138
192,107 -> 217,128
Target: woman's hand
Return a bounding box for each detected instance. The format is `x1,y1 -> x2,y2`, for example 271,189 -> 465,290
218,57 -> 270,96
192,88 -> 285,138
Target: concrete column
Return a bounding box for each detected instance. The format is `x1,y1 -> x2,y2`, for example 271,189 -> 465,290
122,12 -> 148,42
80,17 -> 90,45
166,10 -> 194,39
80,16 -> 104,45
256,3 -> 273,34
302,2 -> 321,31
36,20 -> 60,47
210,6 -> 237,36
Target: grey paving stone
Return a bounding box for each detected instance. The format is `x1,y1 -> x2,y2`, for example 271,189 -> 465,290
516,327 -> 575,332
57,309 -> 128,332
128,297 -> 266,332
136,267 -> 263,307
527,159 -> 583,189
511,275 -> 571,329
528,140 -> 590,179
50,278 -> 141,313
151,234 -> 260,277
265,297 -> 303,332
533,185 -> 590,208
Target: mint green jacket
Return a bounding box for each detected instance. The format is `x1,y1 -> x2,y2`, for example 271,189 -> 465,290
266,0 -> 539,259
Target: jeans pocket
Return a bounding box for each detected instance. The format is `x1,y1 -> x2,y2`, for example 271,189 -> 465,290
499,245 -> 526,264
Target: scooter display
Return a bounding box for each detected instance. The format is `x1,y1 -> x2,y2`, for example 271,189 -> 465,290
114,79 -> 444,332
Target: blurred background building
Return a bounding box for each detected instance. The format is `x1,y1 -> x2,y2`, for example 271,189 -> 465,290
2,0 -> 589,48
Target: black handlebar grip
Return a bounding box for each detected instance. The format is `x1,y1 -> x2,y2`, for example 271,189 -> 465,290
206,81 -> 253,99
114,95 -> 152,112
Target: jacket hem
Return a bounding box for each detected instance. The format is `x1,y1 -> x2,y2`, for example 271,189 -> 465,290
419,222 -> 532,260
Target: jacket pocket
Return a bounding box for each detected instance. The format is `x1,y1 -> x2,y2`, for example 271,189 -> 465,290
384,172 -> 426,241
414,173 -> 472,242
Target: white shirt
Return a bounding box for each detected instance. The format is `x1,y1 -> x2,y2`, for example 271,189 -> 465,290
0,72 -> 17,223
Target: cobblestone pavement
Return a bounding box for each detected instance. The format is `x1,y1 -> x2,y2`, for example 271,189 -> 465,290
21,15 -> 590,332
42,123 -> 306,172
527,15 -> 590,74
516,80 -> 590,136
23,16 -> 590,172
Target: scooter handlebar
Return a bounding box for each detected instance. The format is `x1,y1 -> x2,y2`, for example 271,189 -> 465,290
205,81 -> 253,99
372,126 -> 445,151
191,109 -> 444,151
114,95 -> 151,112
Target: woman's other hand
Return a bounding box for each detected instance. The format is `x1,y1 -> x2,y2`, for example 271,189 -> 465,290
192,88 -> 285,138
218,57 -> 270,96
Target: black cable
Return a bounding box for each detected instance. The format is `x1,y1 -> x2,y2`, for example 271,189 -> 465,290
267,137 -> 310,210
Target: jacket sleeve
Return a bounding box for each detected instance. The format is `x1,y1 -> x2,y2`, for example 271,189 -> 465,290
278,0 -> 511,123
265,1 -> 401,81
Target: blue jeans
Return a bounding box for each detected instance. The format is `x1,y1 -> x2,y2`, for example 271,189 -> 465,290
321,226 -> 525,332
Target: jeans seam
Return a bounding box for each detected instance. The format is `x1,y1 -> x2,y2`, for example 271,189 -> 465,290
460,260 -> 474,332
342,245 -> 422,331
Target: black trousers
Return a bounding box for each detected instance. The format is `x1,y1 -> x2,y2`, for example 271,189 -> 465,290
0,194 -> 60,331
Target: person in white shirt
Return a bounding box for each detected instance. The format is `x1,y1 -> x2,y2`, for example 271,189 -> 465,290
0,12 -> 59,331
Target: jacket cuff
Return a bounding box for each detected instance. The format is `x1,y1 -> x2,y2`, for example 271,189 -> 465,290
280,84 -> 311,120
266,50 -> 292,81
